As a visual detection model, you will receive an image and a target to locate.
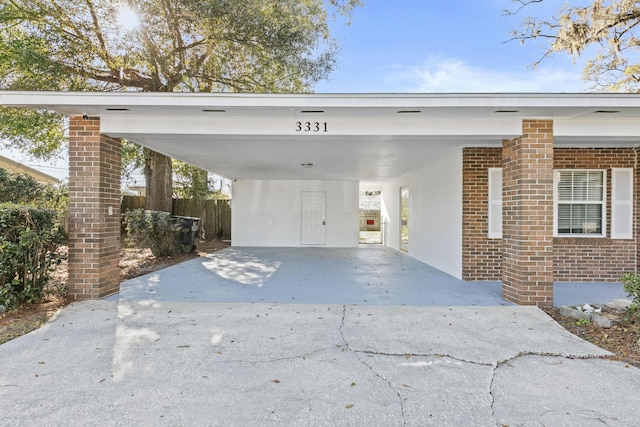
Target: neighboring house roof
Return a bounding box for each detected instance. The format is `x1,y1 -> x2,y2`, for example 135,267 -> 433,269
0,154 -> 61,184
2,91 -> 640,183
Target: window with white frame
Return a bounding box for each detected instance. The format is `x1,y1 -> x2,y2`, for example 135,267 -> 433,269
554,170 -> 605,236
487,167 -> 633,240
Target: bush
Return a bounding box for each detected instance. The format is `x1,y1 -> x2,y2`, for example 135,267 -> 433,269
0,169 -> 46,204
123,209 -> 175,257
620,273 -> 640,319
0,206 -> 64,310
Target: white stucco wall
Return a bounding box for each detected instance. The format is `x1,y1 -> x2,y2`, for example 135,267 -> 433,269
380,147 -> 463,279
232,179 -> 359,247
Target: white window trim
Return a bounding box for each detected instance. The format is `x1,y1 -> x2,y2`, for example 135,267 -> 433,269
487,168 -> 502,239
553,169 -> 607,238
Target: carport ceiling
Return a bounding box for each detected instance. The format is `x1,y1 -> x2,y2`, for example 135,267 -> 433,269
120,133 -> 462,181
3,91 -> 640,182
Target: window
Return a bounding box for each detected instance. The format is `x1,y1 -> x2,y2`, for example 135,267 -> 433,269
554,170 -> 605,236
487,167 -> 631,239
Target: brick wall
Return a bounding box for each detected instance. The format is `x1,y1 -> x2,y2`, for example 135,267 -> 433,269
68,116 -> 122,299
553,148 -> 637,281
462,146 -> 638,283
462,147 -> 502,280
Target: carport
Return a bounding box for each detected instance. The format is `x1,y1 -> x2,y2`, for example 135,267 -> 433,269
112,246 -> 627,306
2,91 -> 640,306
114,246 -> 508,306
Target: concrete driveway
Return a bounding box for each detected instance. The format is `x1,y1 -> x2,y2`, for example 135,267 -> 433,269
2,300 -> 639,426
1,246 -> 638,426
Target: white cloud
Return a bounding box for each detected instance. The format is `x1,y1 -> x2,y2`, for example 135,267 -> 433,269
386,57 -> 589,93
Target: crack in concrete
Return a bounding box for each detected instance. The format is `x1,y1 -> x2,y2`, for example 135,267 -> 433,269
489,363 -> 500,427
488,351 -> 614,427
339,307 -> 616,427
213,346 -> 339,365
355,349 -> 494,367
340,305 -> 407,426
496,351 -> 611,366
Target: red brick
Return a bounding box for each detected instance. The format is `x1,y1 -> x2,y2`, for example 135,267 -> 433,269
68,116 -> 122,300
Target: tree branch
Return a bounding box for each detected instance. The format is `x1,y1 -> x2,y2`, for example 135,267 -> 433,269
502,0 -> 543,17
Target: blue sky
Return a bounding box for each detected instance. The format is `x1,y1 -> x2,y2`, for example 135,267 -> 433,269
6,0 -> 595,179
316,0 -> 591,93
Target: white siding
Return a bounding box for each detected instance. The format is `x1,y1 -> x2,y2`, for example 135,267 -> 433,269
380,147 -> 463,279
232,180 -> 359,247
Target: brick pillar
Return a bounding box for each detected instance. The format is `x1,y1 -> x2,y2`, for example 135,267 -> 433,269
637,149 -> 640,272
68,116 -> 121,299
502,120 -> 554,306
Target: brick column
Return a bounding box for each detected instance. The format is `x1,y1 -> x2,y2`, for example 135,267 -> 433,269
68,116 -> 121,299
502,120 -> 554,306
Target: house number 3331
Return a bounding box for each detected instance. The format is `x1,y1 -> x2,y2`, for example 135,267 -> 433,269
295,122 -> 328,132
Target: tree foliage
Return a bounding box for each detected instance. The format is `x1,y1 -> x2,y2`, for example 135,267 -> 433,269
173,160 -> 209,199
0,168 -> 67,210
507,0 -> 640,91
0,0 -> 361,201
1,0 -> 361,93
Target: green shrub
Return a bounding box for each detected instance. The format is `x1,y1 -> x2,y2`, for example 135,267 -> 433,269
0,169 -> 46,204
0,206 -> 64,310
620,272 -> 640,319
0,168 -> 68,236
123,209 -> 175,257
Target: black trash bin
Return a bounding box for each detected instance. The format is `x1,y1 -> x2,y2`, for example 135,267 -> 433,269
171,215 -> 201,253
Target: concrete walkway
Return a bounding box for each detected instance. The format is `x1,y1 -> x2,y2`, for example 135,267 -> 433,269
2,247 -> 638,426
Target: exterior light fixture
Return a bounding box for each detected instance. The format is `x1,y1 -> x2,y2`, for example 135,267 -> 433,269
300,110 -> 324,114
494,110 -> 520,113
105,108 -> 130,111
397,110 -> 421,114
202,109 -> 226,112
594,110 -> 620,114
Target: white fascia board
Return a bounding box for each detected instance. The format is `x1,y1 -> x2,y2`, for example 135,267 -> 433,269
102,115 -> 523,137
5,91 -> 640,113
555,118 -> 640,138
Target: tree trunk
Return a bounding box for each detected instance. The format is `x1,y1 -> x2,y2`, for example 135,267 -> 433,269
144,148 -> 173,212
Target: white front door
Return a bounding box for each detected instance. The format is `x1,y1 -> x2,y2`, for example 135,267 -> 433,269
301,191 -> 326,245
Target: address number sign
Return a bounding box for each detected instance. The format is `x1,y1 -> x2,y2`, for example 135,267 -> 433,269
295,122 -> 328,133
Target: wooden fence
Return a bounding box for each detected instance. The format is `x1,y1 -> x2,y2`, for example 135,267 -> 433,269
121,196 -> 231,241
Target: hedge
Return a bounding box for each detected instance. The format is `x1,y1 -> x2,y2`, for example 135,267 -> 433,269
0,205 -> 64,310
